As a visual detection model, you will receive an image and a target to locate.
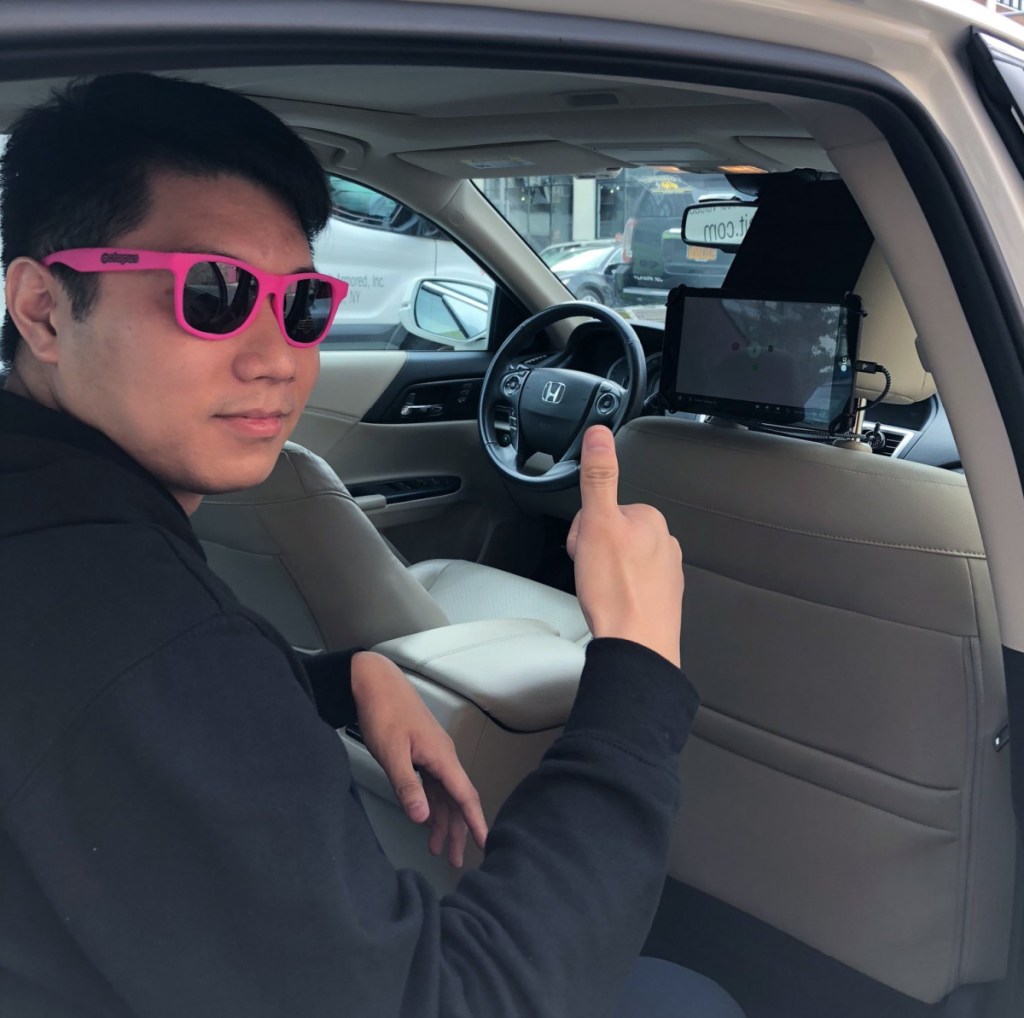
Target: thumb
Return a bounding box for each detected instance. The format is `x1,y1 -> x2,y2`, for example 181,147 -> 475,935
578,425 -> 619,514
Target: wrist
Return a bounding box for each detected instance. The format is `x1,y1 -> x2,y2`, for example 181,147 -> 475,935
351,650 -> 405,706
351,650 -> 387,703
587,616 -> 681,668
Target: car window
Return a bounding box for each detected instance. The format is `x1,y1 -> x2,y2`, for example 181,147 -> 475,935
314,175 -> 494,351
330,178 -> 397,222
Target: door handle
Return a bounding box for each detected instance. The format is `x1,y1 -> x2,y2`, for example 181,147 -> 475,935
401,403 -> 443,417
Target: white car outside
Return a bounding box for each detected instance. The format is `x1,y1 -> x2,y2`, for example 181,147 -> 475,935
312,177 -> 487,349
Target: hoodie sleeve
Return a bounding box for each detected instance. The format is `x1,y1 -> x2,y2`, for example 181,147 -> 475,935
299,647 -> 362,729
3,613 -> 698,1018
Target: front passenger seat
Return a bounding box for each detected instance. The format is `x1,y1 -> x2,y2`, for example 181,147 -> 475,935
192,442 -> 590,652
612,246 -> 1016,1005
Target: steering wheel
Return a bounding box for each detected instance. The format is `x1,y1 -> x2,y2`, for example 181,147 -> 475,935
478,302 -> 647,490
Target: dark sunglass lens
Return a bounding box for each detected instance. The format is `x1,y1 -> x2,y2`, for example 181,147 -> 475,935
182,261 -> 257,335
282,277 -> 335,344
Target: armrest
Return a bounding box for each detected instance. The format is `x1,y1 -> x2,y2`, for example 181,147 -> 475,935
373,618 -> 585,732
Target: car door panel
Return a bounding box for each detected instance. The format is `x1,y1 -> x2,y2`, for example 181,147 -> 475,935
292,350 -> 537,569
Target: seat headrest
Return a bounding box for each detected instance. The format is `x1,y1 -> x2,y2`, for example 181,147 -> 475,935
854,246 -> 935,405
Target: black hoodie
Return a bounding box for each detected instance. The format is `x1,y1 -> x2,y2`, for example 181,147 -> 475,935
0,389 -> 699,1018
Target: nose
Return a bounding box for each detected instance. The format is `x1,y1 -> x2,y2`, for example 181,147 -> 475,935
231,293 -> 300,382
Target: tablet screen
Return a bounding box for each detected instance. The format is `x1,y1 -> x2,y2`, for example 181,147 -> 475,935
660,289 -> 861,431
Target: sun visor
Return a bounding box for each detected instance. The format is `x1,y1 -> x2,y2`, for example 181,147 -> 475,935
397,141 -> 627,178
737,136 -> 835,172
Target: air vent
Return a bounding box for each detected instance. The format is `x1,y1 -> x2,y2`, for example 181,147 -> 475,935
861,422 -> 914,457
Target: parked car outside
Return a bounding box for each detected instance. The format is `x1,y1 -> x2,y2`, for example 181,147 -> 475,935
613,176 -> 744,306
538,238 -> 612,265
314,176 -> 486,349
550,242 -> 622,303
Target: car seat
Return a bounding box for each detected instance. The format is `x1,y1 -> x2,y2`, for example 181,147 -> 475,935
191,444 -> 590,652
614,226 -> 1015,1002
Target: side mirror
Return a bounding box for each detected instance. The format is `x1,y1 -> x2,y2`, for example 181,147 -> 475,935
681,200 -> 758,253
401,278 -> 494,349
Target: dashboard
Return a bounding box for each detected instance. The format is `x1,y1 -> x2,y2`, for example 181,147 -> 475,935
606,351 -> 662,401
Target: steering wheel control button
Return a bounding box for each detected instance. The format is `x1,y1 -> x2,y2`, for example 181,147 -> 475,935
596,391 -> 619,415
501,373 -> 523,397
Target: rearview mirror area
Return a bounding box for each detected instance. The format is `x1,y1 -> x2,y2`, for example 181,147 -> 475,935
682,200 -> 758,252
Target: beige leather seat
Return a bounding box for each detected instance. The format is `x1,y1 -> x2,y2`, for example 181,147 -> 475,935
614,247 -> 1015,1003
192,442 -> 589,653
407,557 -> 590,643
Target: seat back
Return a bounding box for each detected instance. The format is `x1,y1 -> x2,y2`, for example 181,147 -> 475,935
617,243 -> 1015,1000
617,416 -> 1014,1001
192,442 -> 449,651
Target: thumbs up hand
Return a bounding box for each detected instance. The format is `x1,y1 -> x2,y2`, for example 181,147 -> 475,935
566,426 -> 684,667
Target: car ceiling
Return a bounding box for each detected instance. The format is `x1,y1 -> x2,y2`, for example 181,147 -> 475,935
0,65 -> 835,183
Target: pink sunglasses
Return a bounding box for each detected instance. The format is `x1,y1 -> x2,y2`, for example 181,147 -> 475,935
41,248 -> 348,347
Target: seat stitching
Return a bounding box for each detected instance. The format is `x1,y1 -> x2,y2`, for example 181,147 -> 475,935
620,478 -> 985,558
422,559 -> 458,594
684,559 -> 979,637
690,728 -> 961,836
198,488 -> 352,506
626,420 -> 970,489
407,627 -> 564,669
696,704 -> 961,793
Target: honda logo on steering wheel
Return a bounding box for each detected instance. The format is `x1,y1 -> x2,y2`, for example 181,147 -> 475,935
542,381 -> 566,404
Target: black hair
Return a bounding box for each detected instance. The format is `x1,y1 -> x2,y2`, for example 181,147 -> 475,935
0,72 -> 331,365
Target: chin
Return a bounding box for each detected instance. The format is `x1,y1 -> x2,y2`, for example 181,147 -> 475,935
171,454 -> 282,501
205,466 -> 278,496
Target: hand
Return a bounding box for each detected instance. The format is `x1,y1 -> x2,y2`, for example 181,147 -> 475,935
350,651 -> 488,867
566,425 -> 683,666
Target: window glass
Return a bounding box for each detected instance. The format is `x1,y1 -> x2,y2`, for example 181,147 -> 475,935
314,175 -> 493,351
475,167 -> 744,321
329,178 -> 402,227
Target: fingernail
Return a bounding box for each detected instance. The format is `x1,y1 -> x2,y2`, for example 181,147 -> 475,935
585,426 -> 612,451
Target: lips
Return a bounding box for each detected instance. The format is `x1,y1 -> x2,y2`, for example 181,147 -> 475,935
214,409 -> 288,439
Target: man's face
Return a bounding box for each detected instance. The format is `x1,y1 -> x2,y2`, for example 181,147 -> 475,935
45,170 -> 321,511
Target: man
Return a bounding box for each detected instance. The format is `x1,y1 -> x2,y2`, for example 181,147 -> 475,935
0,74 -> 743,1016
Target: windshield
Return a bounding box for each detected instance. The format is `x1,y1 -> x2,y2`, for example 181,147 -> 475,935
551,245 -> 617,272
474,168 -> 743,318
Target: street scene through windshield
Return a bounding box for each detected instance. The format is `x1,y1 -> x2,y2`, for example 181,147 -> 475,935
476,168 -> 746,318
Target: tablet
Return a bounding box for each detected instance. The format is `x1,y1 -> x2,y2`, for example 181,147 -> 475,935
659,287 -> 862,432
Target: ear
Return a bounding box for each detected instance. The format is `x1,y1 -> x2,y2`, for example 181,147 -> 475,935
5,256 -> 63,364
